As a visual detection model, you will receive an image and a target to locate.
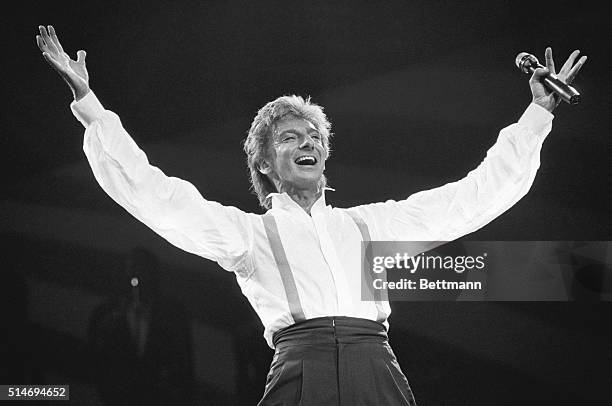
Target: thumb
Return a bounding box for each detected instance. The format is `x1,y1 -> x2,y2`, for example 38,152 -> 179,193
77,50 -> 87,64
530,66 -> 549,81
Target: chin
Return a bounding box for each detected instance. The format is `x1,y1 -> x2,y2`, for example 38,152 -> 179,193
292,173 -> 323,189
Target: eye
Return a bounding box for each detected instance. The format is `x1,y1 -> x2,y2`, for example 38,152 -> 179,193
282,135 -> 296,142
311,133 -> 322,142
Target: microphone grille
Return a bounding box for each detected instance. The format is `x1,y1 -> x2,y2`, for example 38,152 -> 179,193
515,52 -> 529,68
515,52 -> 538,73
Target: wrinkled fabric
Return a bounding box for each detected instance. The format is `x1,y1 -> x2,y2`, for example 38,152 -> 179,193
72,91 -> 553,347
259,317 -> 417,406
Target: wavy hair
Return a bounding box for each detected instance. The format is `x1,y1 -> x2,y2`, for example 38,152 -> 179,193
243,95 -> 332,209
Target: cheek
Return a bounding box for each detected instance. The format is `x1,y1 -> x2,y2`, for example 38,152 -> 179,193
279,160 -> 293,174
274,149 -> 293,173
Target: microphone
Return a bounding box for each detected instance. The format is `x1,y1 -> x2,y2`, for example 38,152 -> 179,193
515,52 -> 581,105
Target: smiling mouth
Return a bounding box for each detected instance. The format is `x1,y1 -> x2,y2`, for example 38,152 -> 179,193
294,156 -> 318,166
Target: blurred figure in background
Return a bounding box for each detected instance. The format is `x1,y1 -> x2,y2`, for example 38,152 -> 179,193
87,247 -> 194,405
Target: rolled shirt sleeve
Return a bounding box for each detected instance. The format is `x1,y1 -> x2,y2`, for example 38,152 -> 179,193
71,91 -> 254,274
354,102 -> 554,242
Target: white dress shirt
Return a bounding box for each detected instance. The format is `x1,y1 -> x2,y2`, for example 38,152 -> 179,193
71,91 -> 553,348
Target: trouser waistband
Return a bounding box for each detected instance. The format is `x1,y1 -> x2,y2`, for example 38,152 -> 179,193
272,316 -> 388,349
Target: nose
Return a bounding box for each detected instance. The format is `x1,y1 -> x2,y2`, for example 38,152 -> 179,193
299,134 -> 315,150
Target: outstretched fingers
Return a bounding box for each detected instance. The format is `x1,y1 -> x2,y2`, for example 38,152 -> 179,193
38,25 -> 59,56
558,50 -> 580,74
558,50 -> 587,84
544,47 -> 555,75
48,25 -> 65,55
36,34 -> 48,53
542,48 -> 587,84
565,54 -> 587,84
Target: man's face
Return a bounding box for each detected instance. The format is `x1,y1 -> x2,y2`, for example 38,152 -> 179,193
262,115 -> 327,192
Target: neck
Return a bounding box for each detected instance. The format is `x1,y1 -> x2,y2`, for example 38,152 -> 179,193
274,181 -> 321,214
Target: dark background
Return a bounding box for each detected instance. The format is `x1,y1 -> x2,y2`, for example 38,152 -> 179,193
2,1 -> 611,405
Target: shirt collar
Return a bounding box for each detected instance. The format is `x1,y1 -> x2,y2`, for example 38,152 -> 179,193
266,187 -> 334,213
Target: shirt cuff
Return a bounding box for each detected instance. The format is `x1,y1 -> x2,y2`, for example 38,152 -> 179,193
518,102 -> 554,135
70,90 -> 105,128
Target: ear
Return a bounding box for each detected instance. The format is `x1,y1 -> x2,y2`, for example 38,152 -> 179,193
258,160 -> 273,175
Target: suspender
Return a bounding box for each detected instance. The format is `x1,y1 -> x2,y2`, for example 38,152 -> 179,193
345,211 -> 388,323
262,214 -> 306,323
262,210 -> 387,325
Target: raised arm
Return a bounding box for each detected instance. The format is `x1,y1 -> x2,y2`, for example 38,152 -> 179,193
354,48 -> 587,242
37,26 -> 254,273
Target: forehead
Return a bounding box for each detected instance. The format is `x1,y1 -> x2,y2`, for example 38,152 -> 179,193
273,115 -> 318,137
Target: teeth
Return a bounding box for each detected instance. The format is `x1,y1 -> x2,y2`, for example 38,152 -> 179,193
295,156 -> 316,164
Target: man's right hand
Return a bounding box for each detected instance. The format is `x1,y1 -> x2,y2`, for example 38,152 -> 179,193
37,25 -> 90,101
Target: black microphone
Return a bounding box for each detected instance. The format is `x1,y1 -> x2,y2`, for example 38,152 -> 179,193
515,52 -> 581,105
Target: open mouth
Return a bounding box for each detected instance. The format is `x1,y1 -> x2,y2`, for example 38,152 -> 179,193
294,155 -> 318,166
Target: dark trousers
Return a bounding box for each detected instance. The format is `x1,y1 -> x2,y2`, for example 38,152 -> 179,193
257,317 -> 417,406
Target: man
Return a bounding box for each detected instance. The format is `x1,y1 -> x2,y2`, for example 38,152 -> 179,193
37,25 -> 586,405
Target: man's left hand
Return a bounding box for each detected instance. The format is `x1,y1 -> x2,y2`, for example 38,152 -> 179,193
530,47 -> 587,113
